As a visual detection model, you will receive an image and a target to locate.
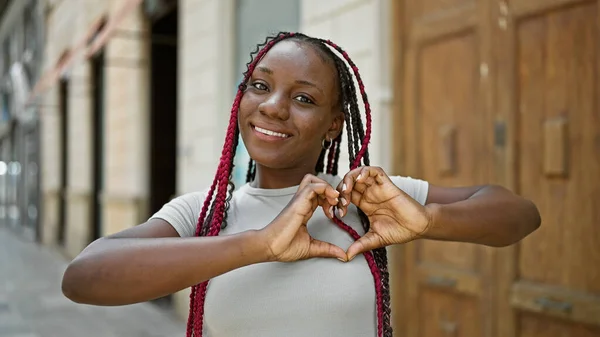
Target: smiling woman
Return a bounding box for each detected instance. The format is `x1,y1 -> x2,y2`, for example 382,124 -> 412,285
60,32 -> 541,337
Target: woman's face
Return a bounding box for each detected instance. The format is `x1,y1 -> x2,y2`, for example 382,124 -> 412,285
238,40 -> 343,171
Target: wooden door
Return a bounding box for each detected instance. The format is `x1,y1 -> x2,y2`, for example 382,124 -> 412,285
391,0 -> 496,336
494,0 -> 600,336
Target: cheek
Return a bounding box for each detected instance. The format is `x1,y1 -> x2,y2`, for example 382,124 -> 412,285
238,93 -> 258,119
238,95 -> 249,119
295,110 -> 330,139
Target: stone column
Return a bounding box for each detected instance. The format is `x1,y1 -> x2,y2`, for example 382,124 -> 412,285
101,3 -> 150,236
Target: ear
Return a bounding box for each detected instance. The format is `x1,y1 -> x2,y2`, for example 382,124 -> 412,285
327,111 -> 345,140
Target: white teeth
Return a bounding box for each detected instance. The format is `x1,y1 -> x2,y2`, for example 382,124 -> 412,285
255,126 -> 289,138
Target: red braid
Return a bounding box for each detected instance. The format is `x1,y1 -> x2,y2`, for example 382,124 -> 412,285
187,32 -> 296,336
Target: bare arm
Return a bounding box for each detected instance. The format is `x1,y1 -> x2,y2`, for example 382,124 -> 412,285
62,178 -> 345,306
61,219 -> 268,306
422,184 -> 541,247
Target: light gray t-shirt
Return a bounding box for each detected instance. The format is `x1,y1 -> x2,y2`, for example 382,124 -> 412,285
150,173 -> 429,337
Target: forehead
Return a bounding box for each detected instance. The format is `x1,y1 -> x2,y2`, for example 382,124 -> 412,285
255,40 -> 337,86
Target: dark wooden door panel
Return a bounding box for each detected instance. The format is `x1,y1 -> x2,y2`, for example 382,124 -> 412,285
394,0 -> 495,336
495,0 -> 600,335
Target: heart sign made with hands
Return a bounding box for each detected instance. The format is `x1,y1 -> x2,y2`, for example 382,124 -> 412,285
258,167 -> 433,263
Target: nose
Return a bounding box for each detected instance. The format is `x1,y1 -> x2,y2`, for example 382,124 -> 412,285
258,92 -> 290,120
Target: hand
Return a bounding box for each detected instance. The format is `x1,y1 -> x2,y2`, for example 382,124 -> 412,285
336,166 -> 433,261
259,174 -> 348,263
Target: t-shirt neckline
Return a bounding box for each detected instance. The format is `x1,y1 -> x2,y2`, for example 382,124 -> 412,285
240,173 -> 337,197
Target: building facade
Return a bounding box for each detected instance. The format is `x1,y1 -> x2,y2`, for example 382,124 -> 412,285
0,0 -> 45,242
19,0 -> 600,335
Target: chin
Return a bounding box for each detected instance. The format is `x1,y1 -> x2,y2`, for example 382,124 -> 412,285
247,149 -> 295,169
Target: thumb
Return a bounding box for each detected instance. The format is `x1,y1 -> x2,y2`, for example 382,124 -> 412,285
308,239 -> 348,262
346,232 -> 383,261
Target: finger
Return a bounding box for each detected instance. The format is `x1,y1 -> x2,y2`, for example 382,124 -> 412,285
299,183 -> 339,219
318,194 -> 338,210
352,175 -> 376,194
356,166 -> 389,186
300,183 -> 339,201
352,166 -> 390,198
324,205 -> 335,219
299,174 -> 330,191
308,238 -> 348,262
338,167 -> 364,216
335,195 -> 349,218
317,196 -> 335,219
346,232 -> 383,261
340,167 -> 363,195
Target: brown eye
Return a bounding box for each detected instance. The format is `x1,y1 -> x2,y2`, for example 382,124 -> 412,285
251,82 -> 268,91
294,95 -> 314,104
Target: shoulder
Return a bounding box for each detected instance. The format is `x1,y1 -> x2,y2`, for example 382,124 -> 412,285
149,189 -> 210,237
388,175 -> 429,205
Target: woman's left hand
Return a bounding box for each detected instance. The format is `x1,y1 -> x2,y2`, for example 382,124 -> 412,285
336,166 -> 433,261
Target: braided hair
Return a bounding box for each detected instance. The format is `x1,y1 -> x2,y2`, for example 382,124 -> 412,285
187,32 -> 392,337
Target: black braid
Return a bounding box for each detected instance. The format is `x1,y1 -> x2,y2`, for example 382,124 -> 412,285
246,158 -> 255,183
222,124 -> 240,229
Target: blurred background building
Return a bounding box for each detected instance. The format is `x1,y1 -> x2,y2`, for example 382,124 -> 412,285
1,0 -> 598,336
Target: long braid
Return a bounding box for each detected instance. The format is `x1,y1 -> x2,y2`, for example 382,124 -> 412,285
192,32 -> 391,337
321,39 -> 392,336
188,33 -> 295,336
246,158 -> 255,183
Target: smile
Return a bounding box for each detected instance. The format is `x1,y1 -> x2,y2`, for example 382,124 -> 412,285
253,126 -> 290,139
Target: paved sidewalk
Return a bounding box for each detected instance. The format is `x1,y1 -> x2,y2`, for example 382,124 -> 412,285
0,226 -> 186,337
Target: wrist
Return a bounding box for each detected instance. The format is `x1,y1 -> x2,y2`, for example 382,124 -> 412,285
237,230 -> 273,264
421,203 -> 443,240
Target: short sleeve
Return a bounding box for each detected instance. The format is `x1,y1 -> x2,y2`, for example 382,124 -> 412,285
148,190 -> 208,237
389,175 -> 429,205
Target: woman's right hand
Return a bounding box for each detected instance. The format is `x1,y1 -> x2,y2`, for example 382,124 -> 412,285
258,174 -> 348,263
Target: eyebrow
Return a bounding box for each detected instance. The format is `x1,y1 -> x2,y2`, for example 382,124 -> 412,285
256,66 -> 324,95
257,66 -> 273,74
295,80 -> 323,95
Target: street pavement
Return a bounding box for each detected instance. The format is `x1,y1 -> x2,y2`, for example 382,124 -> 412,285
0,226 -> 186,337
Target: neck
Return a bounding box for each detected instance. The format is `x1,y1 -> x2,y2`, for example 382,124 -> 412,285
251,163 -> 319,189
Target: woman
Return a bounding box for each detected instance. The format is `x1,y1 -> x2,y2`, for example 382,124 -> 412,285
61,32 -> 541,337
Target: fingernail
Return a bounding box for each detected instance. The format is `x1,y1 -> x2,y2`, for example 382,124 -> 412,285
340,197 -> 347,206
336,207 -> 344,218
329,206 -> 334,218
334,197 -> 339,204
337,257 -> 346,262
356,174 -> 362,181
343,183 -> 347,192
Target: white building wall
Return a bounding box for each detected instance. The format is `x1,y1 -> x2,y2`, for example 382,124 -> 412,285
173,0 -> 235,318
301,0 -> 394,174
177,0 -> 235,195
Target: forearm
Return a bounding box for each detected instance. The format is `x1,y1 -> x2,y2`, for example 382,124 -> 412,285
422,185 -> 541,247
62,230 -> 267,305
